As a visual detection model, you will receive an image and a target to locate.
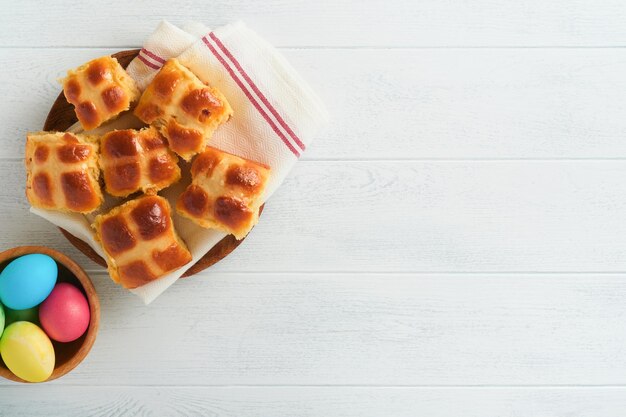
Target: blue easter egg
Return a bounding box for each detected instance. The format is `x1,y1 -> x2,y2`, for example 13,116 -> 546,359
0,254 -> 58,310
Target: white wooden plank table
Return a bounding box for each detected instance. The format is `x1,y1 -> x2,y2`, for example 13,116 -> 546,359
2,1 -> 626,415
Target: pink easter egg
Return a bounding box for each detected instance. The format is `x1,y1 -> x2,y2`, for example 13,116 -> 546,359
39,282 -> 90,342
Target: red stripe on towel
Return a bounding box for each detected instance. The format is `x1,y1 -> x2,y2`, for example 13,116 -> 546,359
209,32 -> 306,152
137,54 -> 160,70
141,48 -> 166,64
202,35 -> 301,158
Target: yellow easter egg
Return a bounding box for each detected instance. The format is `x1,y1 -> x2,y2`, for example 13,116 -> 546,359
0,321 -> 55,382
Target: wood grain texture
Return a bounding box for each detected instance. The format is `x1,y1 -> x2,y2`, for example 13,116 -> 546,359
5,48 -> 626,160
6,159 -> 626,273
2,386 -> 626,417
1,271 -> 626,386
4,0 -> 626,47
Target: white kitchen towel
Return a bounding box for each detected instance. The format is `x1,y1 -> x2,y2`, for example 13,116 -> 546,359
31,20 -> 328,304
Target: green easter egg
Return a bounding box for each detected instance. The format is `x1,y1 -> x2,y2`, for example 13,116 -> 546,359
5,306 -> 39,326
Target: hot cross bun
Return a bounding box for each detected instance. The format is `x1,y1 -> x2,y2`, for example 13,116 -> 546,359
134,59 -> 233,161
176,147 -> 270,239
25,132 -> 103,213
62,56 -> 140,130
99,127 -> 181,197
93,195 -> 192,289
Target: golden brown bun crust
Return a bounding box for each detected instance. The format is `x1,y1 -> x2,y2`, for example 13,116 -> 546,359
176,147 -> 270,239
93,195 -> 192,289
134,59 -> 233,161
99,127 -> 181,197
62,56 -> 140,130
25,131 -> 103,213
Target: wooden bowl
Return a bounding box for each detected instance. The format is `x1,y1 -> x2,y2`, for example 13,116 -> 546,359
0,246 -> 100,383
44,49 -> 261,278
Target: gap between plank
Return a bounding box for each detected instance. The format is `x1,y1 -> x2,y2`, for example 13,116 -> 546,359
6,384 -> 626,389
4,45 -> 626,50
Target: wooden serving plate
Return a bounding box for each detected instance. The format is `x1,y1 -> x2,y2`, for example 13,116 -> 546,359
0,246 -> 100,383
44,50 -> 260,278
